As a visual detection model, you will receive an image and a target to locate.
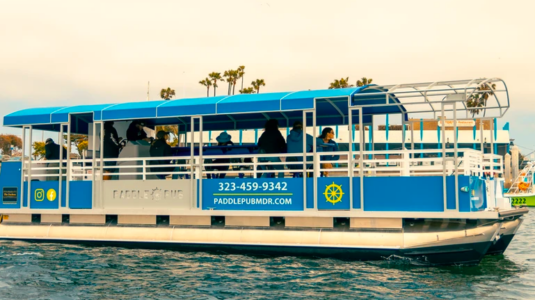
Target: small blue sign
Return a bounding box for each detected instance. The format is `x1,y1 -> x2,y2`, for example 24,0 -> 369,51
202,178 -> 304,211
317,177 -> 350,210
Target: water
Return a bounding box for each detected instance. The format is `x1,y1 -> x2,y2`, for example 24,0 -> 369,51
0,211 -> 534,300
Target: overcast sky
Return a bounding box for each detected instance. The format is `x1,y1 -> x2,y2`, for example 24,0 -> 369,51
1,0 -> 534,149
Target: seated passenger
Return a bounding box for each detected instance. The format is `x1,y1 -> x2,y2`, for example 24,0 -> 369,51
207,132 -> 234,179
258,119 -> 286,178
127,120 -> 151,143
286,121 -> 313,177
149,131 -> 174,179
316,127 -> 339,177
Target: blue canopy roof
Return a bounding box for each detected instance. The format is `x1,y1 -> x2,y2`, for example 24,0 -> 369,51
3,86 -> 405,132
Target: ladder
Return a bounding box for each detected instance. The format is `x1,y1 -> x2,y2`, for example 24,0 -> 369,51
507,161 -> 535,194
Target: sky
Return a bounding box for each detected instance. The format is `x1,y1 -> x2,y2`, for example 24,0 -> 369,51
1,0 -> 534,151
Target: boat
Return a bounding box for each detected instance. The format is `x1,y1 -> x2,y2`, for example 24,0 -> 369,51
0,77 -> 527,265
505,161 -> 535,206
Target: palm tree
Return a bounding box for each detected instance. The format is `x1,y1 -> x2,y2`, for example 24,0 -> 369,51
160,87 -> 175,100
223,70 -> 233,95
329,77 -> 352,89
199,78 -> 212,97
231,70 -> 239,95
356,77 -> 373,87
239,87 -> 255,94
329,79 -> 341,89
467,83 -> 497,116
251,79 -> 266,94
237,66 -> 245,90
208,72 -> 223,96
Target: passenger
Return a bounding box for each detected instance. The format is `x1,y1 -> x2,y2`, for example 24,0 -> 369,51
44,138 -> 67,181
258,119 -> 286,178
207,132 -> 234,179
103,121 -> 123,178
127,120 -> 151,143
286,121 -> 313,177
44,138 -> 67,161
317,127 -> 339,177
149,131 -> 174,179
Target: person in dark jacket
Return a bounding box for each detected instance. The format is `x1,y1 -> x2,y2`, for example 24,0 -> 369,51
258,119 -> 286,178
150,131 -> 174,179
103,121 -> 122,167
127,120 -> 151,143
45,138 -> 67,161
286,121 -> 313,177
44,138 -> 67,181
317,127 -> 339,177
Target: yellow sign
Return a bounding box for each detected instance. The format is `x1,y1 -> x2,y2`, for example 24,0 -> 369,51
46,189 -> 57,201
35,189 -> 45,201
324,182 -> 344,205
437,120 -> 475,127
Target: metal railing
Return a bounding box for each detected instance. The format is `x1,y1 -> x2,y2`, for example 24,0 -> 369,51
23,148 -> 497,181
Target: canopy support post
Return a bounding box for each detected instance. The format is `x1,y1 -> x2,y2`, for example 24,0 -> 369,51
312,99 -> 318,210
58,124 -> 64,208
348,103 -> 354,211
302,110 -> 307,209
358,108 -> 364,209
91,121 -> 96,209
27,125 -> 33,208
99,121 -> 104,209
20,126 -> 28,209
66,116 -> 71,208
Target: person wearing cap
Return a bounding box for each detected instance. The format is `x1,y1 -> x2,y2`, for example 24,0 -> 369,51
149,131 -> 174,179
206,132 -> 234,179
127,120 -> 151,142
286,121 -> 313,177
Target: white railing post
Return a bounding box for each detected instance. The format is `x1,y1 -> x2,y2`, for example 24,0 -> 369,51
142,159 -> 146,181
401,149 -> 410,176
253,157 -> 257,179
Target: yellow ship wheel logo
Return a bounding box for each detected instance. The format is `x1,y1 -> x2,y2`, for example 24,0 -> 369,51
324,182 -> 344,205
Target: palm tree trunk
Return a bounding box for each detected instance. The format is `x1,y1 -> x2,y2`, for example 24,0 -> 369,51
232,83 -> 236,95
241,77 -> 244,90
206,87 -> 209,97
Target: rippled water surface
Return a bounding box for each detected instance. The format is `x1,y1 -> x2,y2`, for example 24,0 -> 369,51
0,210 -> 534,299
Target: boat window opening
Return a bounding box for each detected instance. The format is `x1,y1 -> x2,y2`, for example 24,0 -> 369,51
334,217 -> 350,230
106,215 -> 118,225
156,215 -> 170,226
211,216 -> 225,227
270,217 -> 285,228
31,214 -> 41,224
